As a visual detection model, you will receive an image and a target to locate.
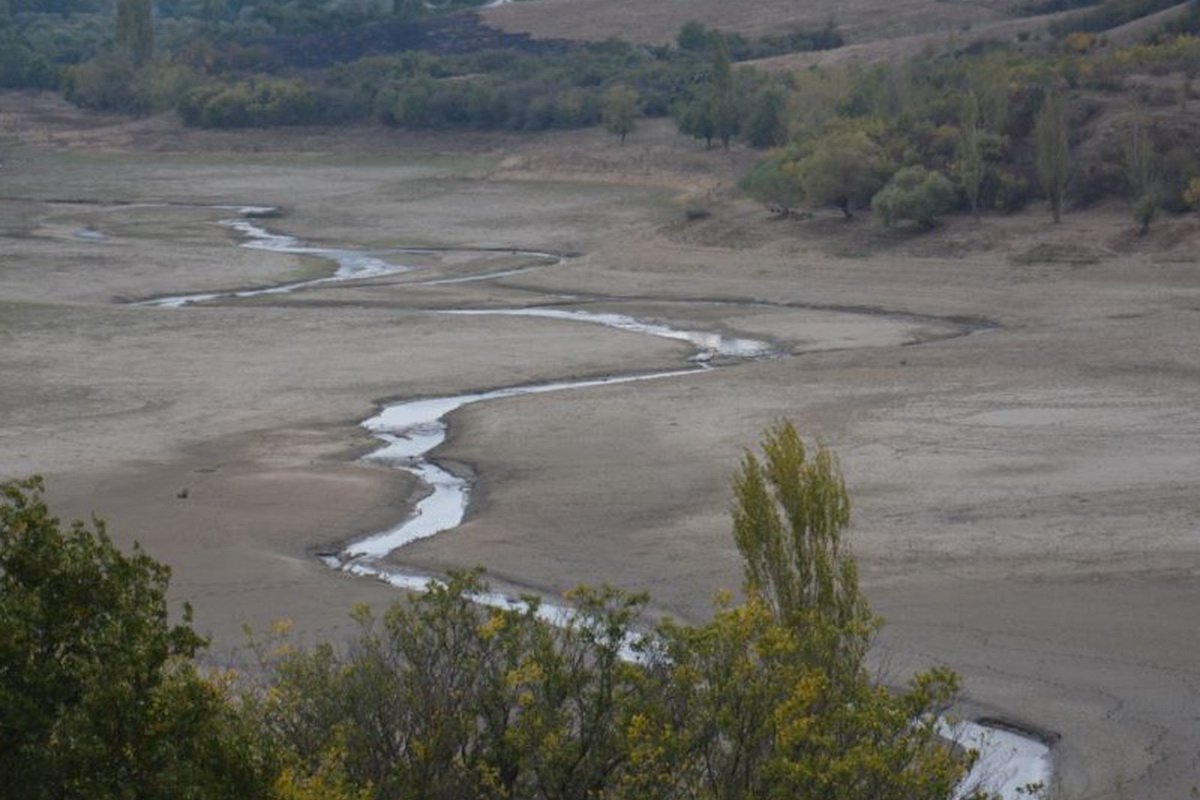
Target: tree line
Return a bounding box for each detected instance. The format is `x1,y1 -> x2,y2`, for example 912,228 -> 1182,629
7,0 -> 1199,228
0,423 -> 990,800
738,19 -> 1200,231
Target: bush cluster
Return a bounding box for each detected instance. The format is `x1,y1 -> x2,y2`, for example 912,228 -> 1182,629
178,77 -> 319,126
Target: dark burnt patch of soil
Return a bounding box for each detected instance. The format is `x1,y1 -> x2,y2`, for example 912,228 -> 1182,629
240,11 -> 582,70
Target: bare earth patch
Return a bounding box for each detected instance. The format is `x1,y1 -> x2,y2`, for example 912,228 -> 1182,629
3,94 -> 1200,798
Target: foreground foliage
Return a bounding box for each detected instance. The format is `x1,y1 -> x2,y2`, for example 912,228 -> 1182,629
0,477 -> 270,800
0,424 -> 980,800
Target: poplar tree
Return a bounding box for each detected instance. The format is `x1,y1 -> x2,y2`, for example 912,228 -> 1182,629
1124,112 -> 1159,235
958,93 -> 985,221
709,33 -> 736,150
1035,89 -> 1070,223
731,420 -> 874,669
968,53 -> 1011,134
115,0 -> 154,68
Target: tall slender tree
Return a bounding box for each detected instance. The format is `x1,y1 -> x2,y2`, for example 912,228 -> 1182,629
1124,111 -> 1159,235
709,33 -> 736,150
968,52 -> 1011,134
958,92 -> 985,221
115,0 -> 153,68
731,420 -> 874,669
1034,89 -> 1070,223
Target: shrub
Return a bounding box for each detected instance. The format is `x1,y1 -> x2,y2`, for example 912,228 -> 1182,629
178,77 -> 320,127
872,166 -> 957,228
0,477 -> 270,800
1184,175 -> 1200,209
1160,145 -> 1200,212
0,30 -> 58,89
64,51 -> 148,113
741,153 -> 804,216
985,168 -> 1032,212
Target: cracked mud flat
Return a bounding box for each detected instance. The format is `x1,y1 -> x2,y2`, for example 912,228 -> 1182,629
1,128 -> 1198,798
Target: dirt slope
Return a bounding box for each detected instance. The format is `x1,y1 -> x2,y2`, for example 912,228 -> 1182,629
482,0 -> 1023,46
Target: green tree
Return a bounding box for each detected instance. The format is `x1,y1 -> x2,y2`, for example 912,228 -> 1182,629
675,97 -> 716,148
740,151 -> 804,216
641,420 -> 971,800
115,0 -> 153,68
744,83 -> 788,148
66,51 -> 147,112
650,599 -> 967,800
1034,89 -> 1070,223
254,572 -> 654,800
731,420 -> 873,665
0,477 -> 269,800
709,33 -> 736,150
957,93 -> 986,221
676,20 -> 710,52
795,130 -> 890,219
967,52 -> 1011,134
873,166 -> 957,229
1123,113 -> 1159,235
602,83 -> 637,144
391,0 -> 422,20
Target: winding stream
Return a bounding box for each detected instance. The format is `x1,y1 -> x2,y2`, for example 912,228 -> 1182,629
140,205 -> 1051,799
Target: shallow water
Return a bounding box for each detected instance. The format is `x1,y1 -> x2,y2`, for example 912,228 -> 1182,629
946,720 -> 1052,799
154,206 -> 1047,798
143,215 -> 417,307
440,308 -> 777,361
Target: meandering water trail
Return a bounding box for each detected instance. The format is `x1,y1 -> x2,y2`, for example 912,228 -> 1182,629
140,205 -> 1050,798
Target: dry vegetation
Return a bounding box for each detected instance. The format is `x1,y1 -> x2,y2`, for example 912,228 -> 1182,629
484,0 -> 1022,46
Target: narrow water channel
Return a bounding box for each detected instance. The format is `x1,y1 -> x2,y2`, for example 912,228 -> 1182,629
140,205 -> 1051,799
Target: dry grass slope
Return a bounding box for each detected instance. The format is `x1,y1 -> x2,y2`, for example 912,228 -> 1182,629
484,0 -> 1029,46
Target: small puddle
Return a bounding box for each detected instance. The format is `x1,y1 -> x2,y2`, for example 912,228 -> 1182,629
945,720 -> 1053,799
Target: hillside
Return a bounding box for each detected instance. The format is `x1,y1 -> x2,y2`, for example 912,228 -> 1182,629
484,0 -> 1197,69
482,0 -> 1025,45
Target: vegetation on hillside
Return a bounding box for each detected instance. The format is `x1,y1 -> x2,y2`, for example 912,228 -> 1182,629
4,0 -> 1200,227
0,423 -> 987,800
0,0 -> 840,130
738,10 -> 1200,230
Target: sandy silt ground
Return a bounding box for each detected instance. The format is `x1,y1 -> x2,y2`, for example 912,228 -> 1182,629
3,98 -> 1200,798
